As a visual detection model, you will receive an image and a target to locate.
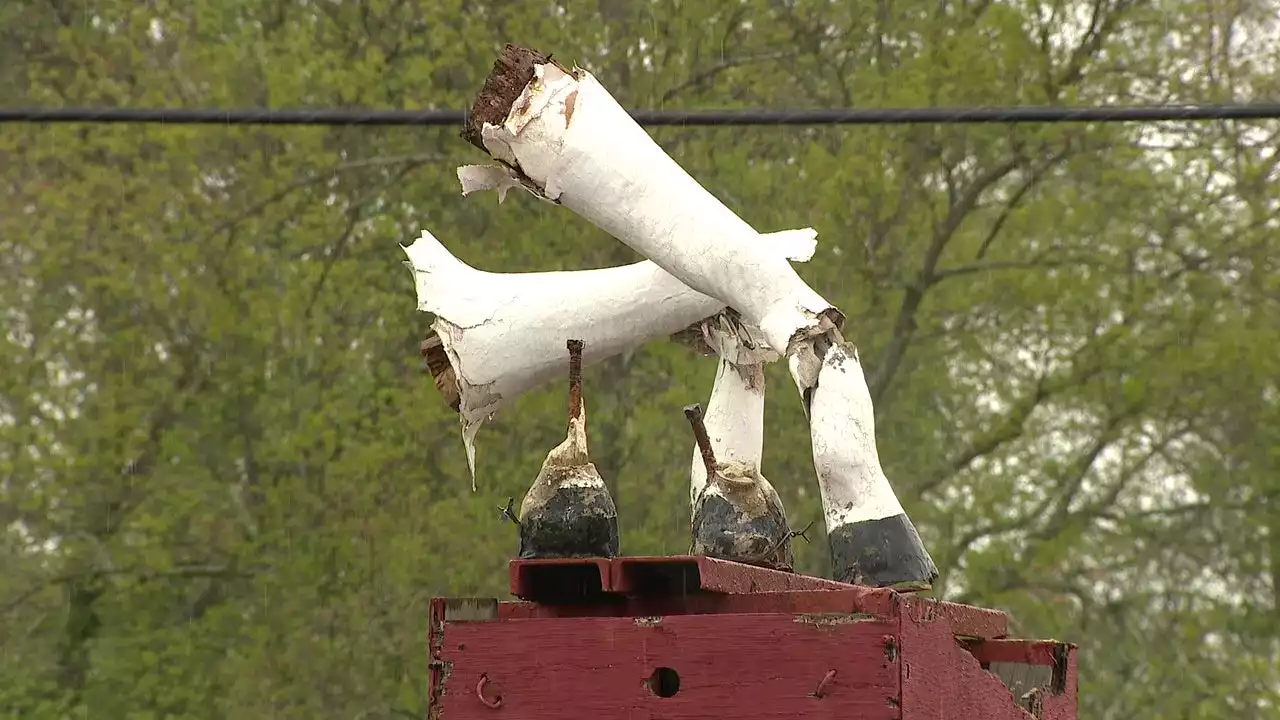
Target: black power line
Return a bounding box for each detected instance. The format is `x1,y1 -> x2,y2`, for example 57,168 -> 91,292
1,103 -> 1279,127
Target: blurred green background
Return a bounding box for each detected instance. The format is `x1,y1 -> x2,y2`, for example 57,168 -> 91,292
1,0 -> 1278,717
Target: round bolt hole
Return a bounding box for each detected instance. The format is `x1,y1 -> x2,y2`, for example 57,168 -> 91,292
646,667 -> 680,697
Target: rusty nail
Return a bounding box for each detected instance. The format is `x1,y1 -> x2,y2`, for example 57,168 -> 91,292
567,339 -> 584,421
683,404 -> 717,477
813,669 -> 837,698
476,674 -> 502,709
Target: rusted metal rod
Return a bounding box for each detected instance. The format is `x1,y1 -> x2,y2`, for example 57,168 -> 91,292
684,404 -> 718,477
567,339 -> 584,421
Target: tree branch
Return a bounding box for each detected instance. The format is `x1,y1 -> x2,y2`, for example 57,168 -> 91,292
659,51 -> 797,103
931,255 -> 1097,282
188,152 -> 443,250
868,155 -> 1026,404
1030,404 -> 1144,542
915,326 -> 1125,498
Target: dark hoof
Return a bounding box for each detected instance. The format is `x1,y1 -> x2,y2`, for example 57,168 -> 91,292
519,480 -> 619,559
828,514 -> 938,589
691,491 -> 794,571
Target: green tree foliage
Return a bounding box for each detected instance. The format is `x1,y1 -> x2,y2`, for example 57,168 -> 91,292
2,1 -> 1277,717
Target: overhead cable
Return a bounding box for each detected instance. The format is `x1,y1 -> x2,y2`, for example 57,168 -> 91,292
2,103 -> 1279,127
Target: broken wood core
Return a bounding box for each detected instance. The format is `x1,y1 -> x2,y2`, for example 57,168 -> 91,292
669,321 -> 715,356
462,43 -> 570,152
819,306 -> 847,333
421,333 -> 461,412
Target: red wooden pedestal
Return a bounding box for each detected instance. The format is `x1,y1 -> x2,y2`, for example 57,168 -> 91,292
428,556 -> 1077,720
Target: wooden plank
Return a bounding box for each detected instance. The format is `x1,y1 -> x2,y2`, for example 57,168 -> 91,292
609,555 -> 856,594
898,595 -> 1010,640
437,613 -> 899,719
899,610 -> 1049,719
494,586 -> 1009,641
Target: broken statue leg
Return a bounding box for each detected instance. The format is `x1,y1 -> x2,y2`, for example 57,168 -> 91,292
797,334 -> 939,589
461,43 -> 936,588
687,356 -> 764,508
517,339 -> 620,559
402,224 -> 816,486
685,397 -> 794,572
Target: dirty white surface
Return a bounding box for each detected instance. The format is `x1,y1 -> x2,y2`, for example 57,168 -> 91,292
401,228 -> 814,484
477,63 -> 835,355
689,356 -> 765,508
808,342 -> 906,528
520,405 -> 605,518
693,459 -> 787,527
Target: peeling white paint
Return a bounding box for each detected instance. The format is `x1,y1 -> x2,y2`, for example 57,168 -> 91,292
457,164 -> 524,202
808,342 -> 906,528
400,227 -> 815,484
477,62 -> 834,355
688,310 -> 783,366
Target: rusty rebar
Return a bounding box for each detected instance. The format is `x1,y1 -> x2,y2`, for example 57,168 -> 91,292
567,339 -> 584,421
684,404 -> 718,477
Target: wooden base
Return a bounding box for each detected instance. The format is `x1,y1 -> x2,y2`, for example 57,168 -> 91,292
428,556 -> 1077,719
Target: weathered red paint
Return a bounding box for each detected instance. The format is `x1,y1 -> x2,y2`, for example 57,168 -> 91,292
899,610 -> 1078,720
507,556 -> 1008,639
1038,648 -> 1080,720
611,555 -> 853,594
508,555 -> 848,600
962,639 -> 1079,720
439,613 -> 900,719
496,589 -> 1008,640
898,594 -> 1011,641
435,557 -> 1077,719
964,639 -> 1071,666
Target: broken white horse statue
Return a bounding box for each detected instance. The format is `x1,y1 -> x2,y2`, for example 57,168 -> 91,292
461,44 -> 937,589
402,221 -> 815,485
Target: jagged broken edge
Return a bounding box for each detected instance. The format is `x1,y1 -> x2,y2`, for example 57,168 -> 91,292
420,333 -> 460,412
463,44 -> 571,153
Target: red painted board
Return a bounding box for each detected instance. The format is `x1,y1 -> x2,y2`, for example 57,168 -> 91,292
899,595 -> 1010,640
965,639 -> 1075,667
496,590 -> 1009,641
496,590 -> 889,621
611,556 -> 853,595
961,640 -> 1079,720
899,615 -> 1028,720
509,556 -> 856,602
1040,646 -> 1079,720
898,610 -> 1078,720
436,613 -> 901,720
